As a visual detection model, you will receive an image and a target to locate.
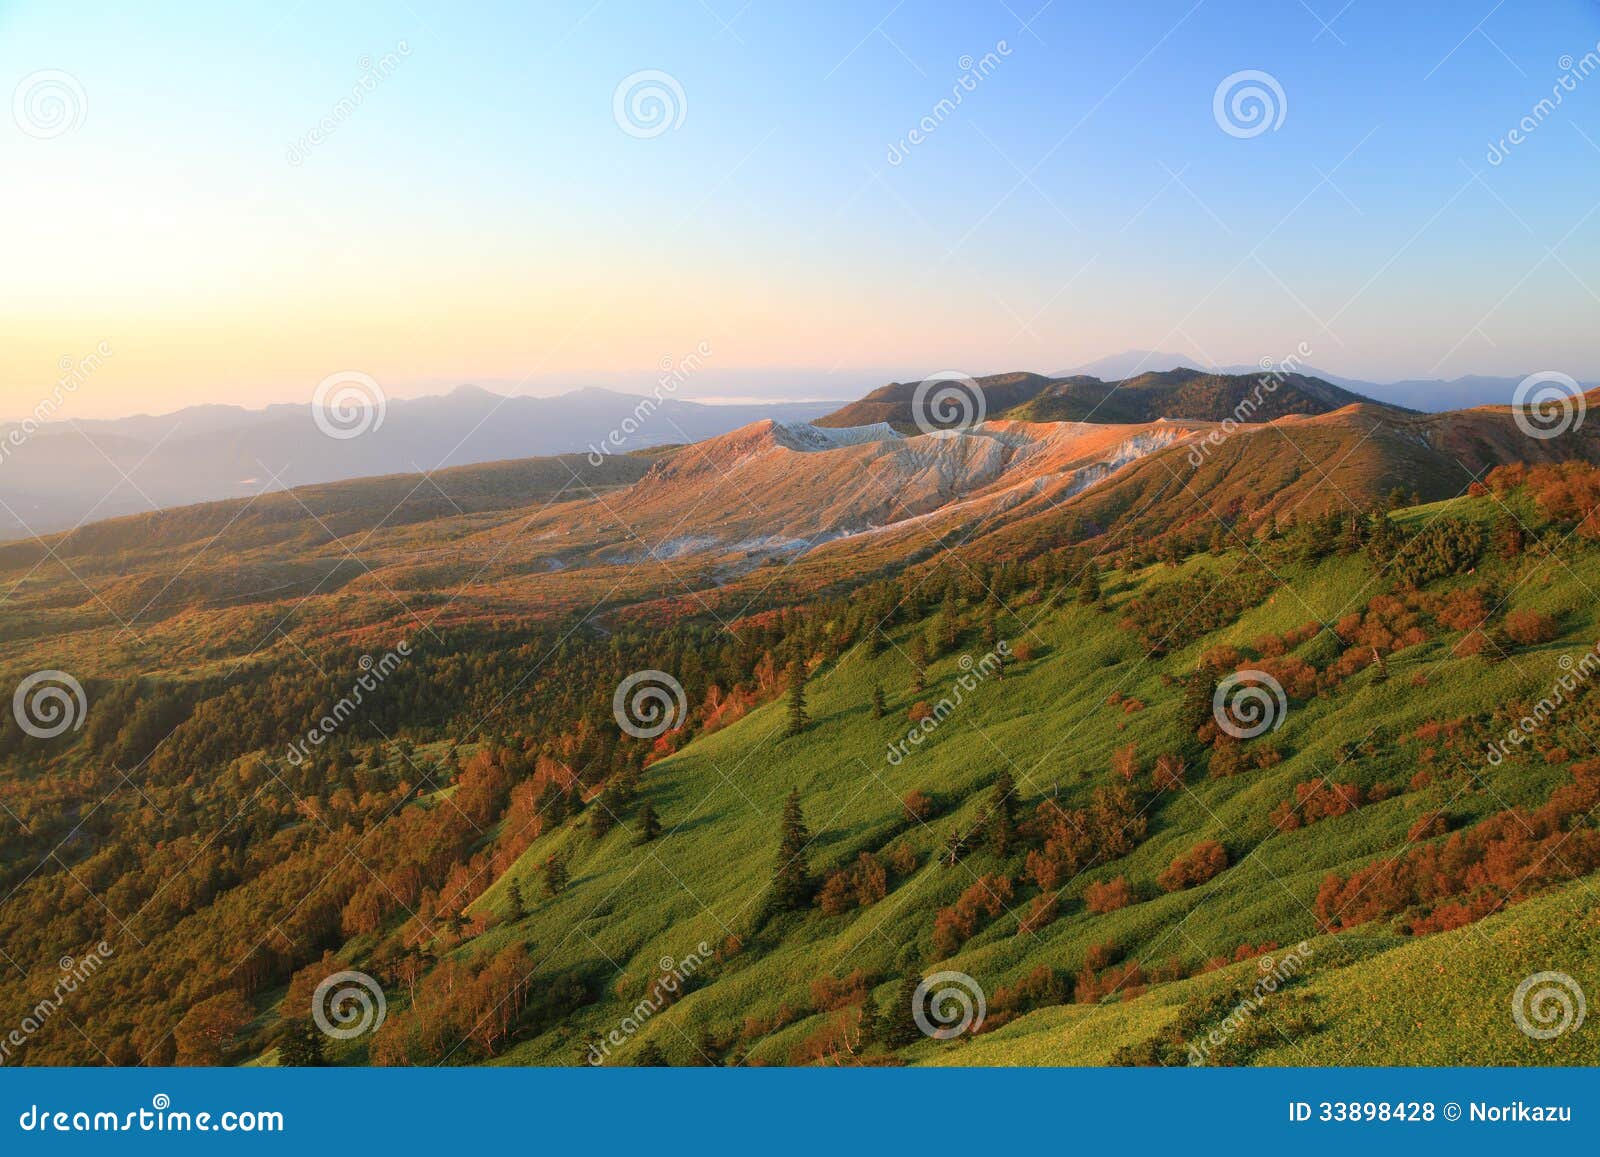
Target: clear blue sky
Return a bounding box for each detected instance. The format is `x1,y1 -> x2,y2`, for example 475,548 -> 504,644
3,0 -> 1599,416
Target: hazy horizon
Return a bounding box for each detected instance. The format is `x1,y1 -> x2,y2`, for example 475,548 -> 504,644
11,353 -> 1596,426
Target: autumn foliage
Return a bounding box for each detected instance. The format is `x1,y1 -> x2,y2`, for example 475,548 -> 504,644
1157,840 -> 1228,892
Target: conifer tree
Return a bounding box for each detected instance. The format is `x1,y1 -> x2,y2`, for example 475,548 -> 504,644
885,975 -> 925,1048
909,634 -> 928,694
939,585 -> 961,652
543,853 -> 569,897
871,683 -> 886,719
634,800 -> 662,845
785,662 -> 810,737
857,986 -> 882,1048
537,781 -> 568,826
505,877 -> 525,920
589,791 -> 616,840
769,788 -> 811,911
1078,563 -> 1102,606
988,770 -> 1018,855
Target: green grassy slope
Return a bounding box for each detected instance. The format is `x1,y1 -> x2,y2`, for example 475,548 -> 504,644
333,490 -> 1600,1066
936,875 -> 1598,1065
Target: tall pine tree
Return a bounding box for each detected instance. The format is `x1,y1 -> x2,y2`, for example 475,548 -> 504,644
1078,563 -> 1102,606
768,787 -> 811,911
987,770 -> 1017,855
633,800 -> 662,844
785,662 -> 810,737
885,975 -> 925,1048
543,853 -> 569,897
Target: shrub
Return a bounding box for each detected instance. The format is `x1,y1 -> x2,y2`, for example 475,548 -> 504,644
1157,840 -> 1228,892
809,969 -> 869,1012
885,841 -> 918,875
1016,893 -> 1059,935
1504,609 -> 1557,646
1152,752 -> 1187,792
1084,875 -> 1133,914
901,791 -> 935,822
1084,941 -> 1122,970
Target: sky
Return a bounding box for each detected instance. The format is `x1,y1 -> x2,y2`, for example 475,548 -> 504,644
3,0 -> 1599,419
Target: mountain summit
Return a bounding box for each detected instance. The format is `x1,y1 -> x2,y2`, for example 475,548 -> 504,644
816,367 -> 1392,430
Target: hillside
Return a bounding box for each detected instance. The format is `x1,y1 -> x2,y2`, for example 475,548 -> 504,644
1006,368 -> 1393,424
395,495 -> 1600,1067
816,368 -> 1392,430
1,387 -> 1598,1068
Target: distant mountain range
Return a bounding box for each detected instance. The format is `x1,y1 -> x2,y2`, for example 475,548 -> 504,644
1054,351 -> 1593,413
4,355 -> 1591,539
0,387 -> 835,537
817,367 -> 1386,429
